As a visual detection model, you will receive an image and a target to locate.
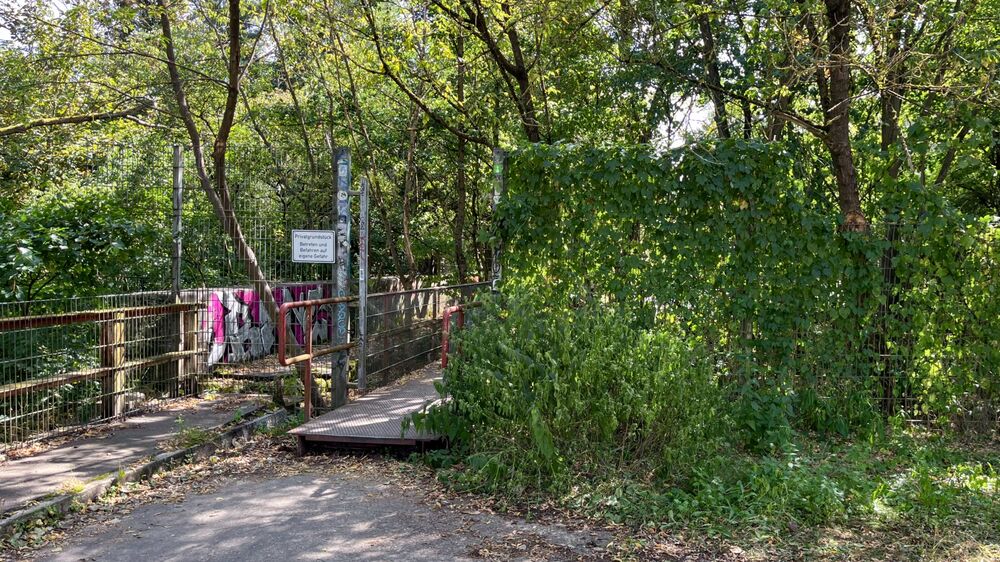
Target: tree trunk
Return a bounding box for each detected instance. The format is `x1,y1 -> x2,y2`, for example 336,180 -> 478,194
451,0 -> 542,143
822,0 -> 868,232
453,34 -> 469,283
502,10 -> 541,143
324,25 -> 408,280
269,17 -> 317,175
159,0 -> 282,326
698,14 -> 731,140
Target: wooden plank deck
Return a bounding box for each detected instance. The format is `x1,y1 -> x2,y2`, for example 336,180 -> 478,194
289,364 -> 443,452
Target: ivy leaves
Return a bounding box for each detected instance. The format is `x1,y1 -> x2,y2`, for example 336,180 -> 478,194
499,141 -> 1000,433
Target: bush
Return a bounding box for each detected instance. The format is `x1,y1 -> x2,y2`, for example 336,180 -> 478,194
414,295 -> 1000,547
415,292 -> 731,495
499,142 -> 1000,432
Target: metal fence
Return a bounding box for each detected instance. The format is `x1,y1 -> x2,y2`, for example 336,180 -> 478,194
0,301 -> 200,444
362,282 -> 490,389
268,282 -> 491,419
1,141 -> 490,449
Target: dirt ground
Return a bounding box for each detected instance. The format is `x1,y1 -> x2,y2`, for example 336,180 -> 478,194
0,434 -> 736,562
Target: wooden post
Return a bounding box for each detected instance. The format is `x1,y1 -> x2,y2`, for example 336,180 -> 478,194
101,312 -> 126,418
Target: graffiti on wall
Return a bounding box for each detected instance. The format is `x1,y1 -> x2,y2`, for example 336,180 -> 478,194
204,284 -> 334,366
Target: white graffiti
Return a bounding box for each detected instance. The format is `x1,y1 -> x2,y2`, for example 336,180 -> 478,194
205,285 -> 333,367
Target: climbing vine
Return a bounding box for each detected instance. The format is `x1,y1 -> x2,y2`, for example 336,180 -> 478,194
497,141 -> 1000,432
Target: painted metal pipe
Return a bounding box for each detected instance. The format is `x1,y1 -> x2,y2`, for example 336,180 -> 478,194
277,295 -> 359,421
440,301 -> 482,368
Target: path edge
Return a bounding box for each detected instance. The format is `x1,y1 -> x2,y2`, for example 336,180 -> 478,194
0,408 -> 289,539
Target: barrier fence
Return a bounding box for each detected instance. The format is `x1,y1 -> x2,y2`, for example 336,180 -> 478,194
2,142 -> 495,450
362,282 -> 489,389
0,282 -> 488,449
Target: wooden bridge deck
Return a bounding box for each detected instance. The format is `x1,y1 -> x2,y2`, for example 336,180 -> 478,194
289,364 -> 443,452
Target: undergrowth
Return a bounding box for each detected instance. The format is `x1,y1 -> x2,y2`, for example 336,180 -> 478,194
412,293 -> 1000,557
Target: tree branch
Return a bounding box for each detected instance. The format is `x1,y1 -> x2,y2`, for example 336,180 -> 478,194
0,103 -> 151,137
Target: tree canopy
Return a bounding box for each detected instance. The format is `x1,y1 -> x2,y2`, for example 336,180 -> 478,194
1,0 -> 997,286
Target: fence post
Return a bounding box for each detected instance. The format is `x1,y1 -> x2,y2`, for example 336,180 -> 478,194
172,144 -> 184,300
357,177 -> 369,392
332,147 -> 351,408
171,145 -> 185,397
179,309 -> 198,395
101,311 -> 126,418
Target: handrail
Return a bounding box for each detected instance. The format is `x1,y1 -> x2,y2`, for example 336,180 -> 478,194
441,301 -> 482,368
0,350 -> 199,399
367,281 -> 490,300
0,303 -> 202,332
277,295 -> 358,421
0,303 -> 204,417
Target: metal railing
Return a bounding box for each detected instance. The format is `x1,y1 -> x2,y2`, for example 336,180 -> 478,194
277,295 -> 357,421
1,283 -> 490,446
1,303 -> 203,446
362,282 -> 489,388
441,301 -> 482,368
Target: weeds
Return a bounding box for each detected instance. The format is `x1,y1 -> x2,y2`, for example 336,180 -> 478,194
165,416 -> 214,450
413,293 -> 1000,557
259,411 -> 304,437
55,479 -> 85,496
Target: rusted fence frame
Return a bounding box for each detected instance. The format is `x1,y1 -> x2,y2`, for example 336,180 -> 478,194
0,303 -> 202,421
360,283 -> 490,386
441,301 -> 482,368
277,295 -> 358,421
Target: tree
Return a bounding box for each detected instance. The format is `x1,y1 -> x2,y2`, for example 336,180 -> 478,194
156,0 -> 282,322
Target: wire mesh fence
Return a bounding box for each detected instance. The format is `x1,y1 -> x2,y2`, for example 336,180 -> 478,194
1,141 -> 490,449
0,143 -> 327,447
0,301 -> 200,444
363,282 -> 490,390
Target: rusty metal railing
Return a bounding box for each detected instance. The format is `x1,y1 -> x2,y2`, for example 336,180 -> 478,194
277,295 -> 358,421
1,303 -> 203,446
441,301 -> 482,368
364,282 -> 489,386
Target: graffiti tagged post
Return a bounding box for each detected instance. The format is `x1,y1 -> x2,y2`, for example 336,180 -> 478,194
332,147 -> 352,408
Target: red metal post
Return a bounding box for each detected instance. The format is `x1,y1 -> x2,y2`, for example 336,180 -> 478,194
304,306 -> 313,421
277,295 -> 359,422
441,305 -> 464,368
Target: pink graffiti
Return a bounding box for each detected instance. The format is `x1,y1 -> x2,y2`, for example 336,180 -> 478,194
203,283 -> 335,366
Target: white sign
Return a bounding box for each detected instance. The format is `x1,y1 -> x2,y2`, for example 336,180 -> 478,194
292,230 -> 336,263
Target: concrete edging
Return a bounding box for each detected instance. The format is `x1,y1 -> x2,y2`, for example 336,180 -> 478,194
0,408 -> 289,539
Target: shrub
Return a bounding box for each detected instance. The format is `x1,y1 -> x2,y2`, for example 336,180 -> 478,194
415,292 -> 731,495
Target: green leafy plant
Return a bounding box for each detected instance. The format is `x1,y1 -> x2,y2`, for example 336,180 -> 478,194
168,416 -> 214,449
414,292 -> 731,495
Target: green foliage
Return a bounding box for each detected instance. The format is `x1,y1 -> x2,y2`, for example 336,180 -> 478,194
568,433 -> 1000,545
259,410 -> 305,437
414,292 -> 730,495
415,293 -> 1000,547
0,184 -> 165,304
412,141 -> 1000,550
498,142 -> 1000,432
168,415 -> 215,449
